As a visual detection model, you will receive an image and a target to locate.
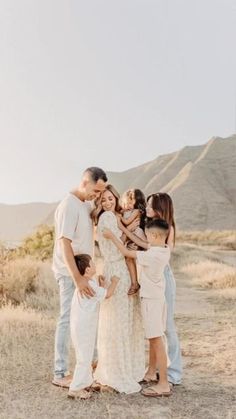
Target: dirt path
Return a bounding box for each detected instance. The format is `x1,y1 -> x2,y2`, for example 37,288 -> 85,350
1,266 -> 235,418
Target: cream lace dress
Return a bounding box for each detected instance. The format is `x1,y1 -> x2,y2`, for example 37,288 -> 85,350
94,211 -> 145,393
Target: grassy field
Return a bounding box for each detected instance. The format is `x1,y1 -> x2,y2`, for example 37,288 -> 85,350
0,232 -> 236,419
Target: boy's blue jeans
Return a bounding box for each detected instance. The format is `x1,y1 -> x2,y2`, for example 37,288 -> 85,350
164,265 -> 183,385
54,275 -> 75,379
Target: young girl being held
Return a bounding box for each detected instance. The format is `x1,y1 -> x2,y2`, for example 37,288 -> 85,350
120,189 -> 146,295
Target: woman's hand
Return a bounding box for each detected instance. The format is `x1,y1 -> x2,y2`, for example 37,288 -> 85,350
103,228 -> 113,239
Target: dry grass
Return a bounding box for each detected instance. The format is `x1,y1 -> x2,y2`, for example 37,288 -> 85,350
0,242 -> 236,418
177,230 -> 236,250
181,260 -> 236,289
0,258 -> 57,310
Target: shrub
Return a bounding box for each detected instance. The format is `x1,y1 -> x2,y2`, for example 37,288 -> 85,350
0,257 -> 57,310
15,225 -> 54,260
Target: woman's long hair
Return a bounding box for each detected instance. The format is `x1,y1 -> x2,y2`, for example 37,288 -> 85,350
91,184 -> 122,225
147,192 -> 176,244
133,189 -> 146,230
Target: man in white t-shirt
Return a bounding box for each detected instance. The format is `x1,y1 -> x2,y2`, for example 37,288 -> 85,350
52,167 -> 107,388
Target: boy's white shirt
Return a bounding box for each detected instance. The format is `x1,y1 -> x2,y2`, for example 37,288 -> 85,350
136,245 -> 170,299
76,278 -> 107,310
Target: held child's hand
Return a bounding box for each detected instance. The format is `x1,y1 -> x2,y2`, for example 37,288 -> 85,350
111,276 -> 119,284
103,228 -> 113,239
98,275 -> 106,287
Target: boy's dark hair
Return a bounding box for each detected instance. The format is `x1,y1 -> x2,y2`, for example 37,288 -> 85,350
145,218 -> 169,235
85,167 -> 107,183
74,254 -> 92,275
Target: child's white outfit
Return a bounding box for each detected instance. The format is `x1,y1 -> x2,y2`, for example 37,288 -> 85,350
69,279 -> 106,392
136,245 -> 170,339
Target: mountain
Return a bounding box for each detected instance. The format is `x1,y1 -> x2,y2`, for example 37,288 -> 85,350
0,202 -> 56,245
1,135 -> 236,243
108,135 -> 236,230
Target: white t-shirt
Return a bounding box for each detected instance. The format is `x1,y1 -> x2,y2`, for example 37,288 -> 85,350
76,278 -> 107,311
136,245 -> 170,299
52,193 -> 94,277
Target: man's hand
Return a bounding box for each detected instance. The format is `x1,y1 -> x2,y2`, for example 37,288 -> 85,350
77,277 -> 95,298
103,228 -> 113,239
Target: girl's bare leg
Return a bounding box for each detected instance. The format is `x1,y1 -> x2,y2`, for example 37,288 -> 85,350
126,258 -> 140,294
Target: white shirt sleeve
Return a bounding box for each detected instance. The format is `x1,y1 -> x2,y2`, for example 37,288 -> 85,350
57,199 -> 79,241
136,250 -> 150,266
90,280 -> 107,302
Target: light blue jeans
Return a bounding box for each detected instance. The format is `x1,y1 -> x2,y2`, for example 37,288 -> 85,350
54,275 -> 75,379
164,264 -> 183,384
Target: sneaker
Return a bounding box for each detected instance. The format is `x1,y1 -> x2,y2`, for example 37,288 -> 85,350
52,374 -> 72,388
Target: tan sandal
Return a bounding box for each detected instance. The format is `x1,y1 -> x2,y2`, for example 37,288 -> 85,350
141,386 -> 172,398
128,284 -> 140,295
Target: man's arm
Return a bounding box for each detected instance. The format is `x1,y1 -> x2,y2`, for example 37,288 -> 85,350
103,230 -> 137,259
60,238 -> 95,297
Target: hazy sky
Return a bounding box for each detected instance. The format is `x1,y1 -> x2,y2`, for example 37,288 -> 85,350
1,0 -> 236,204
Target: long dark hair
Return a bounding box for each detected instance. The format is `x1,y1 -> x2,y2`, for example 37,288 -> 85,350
123,188 -> 146,230
147,192 -> 176,243
91,184 -> 122,225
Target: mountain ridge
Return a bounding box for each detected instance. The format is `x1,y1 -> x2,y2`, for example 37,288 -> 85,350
1,135 -> 235,243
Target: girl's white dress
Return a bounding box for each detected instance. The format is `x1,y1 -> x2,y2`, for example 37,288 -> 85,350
94,211 -> 145,393
70,280 -> 106,392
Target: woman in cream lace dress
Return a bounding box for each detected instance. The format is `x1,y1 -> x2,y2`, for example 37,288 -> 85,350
93,185 -> 145,394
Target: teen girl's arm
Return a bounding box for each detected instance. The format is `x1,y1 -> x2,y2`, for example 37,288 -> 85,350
167,226 -> 174,251
116,217 -> 149,250
103,229 -> 137,259
121,209 -> 140,226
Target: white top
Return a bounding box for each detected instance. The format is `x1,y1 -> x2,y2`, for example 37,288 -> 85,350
136,245 -> 170,299
75,278 -> 107,311
52,193 -> 94,276
123,209 -> 136,219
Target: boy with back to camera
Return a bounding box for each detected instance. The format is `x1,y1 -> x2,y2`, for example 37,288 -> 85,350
103,218 -> 172,397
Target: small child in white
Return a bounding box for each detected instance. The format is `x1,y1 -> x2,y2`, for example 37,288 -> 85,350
103,218 -> 172,397
68,254 -> 119,400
